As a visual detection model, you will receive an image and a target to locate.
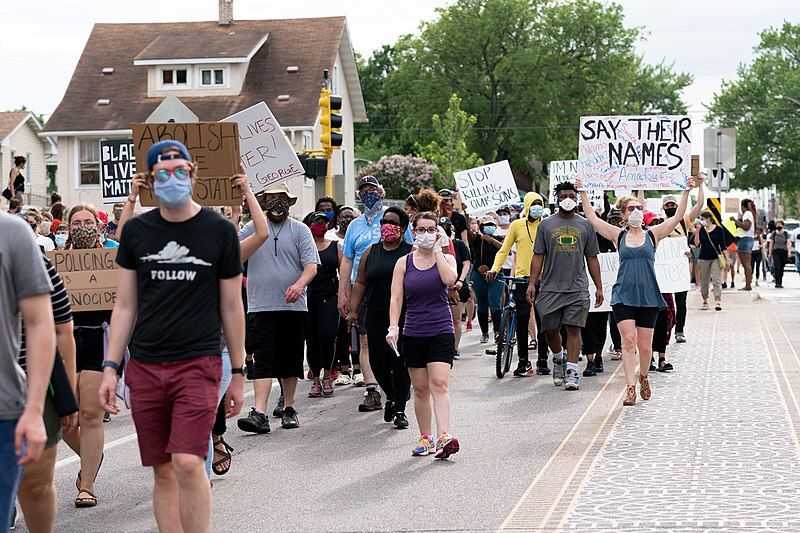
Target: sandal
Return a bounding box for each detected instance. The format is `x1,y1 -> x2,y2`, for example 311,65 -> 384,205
76,452 -> 105,491
75,489 -> 98,508
639,374 -> 652,401
212,435 -> 233,476
623,385 -> 636,406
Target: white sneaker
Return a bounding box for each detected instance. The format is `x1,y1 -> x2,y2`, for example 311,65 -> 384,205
352,373 -> 366,387
333,373 -> 352,386
564,368 -> 581,391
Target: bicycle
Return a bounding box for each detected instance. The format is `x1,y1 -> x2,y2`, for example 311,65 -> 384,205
494,275 -> 529,378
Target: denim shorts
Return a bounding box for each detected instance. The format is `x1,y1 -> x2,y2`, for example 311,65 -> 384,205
737,236 -> 754,253
0,420 -> 22,530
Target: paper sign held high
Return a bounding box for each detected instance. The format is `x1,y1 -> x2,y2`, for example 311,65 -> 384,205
454,160 -> 518,216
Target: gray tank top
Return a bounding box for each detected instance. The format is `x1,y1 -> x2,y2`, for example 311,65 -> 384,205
611,230 -> 666,309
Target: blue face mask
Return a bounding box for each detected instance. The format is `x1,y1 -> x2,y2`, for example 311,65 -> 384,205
54,234 -> 68,248
528,205 -> 544,220
482,225 -> 497,236
323,211 -> 335,221
153,175 -> 192,208
361,191 -> 382,210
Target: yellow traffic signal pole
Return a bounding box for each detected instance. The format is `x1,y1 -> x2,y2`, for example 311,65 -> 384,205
324,146 -> 334,197
319,84 -> 334,197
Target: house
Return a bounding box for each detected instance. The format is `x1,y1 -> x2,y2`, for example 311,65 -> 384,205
0,111 -> 57,206
41,1 -> 367,214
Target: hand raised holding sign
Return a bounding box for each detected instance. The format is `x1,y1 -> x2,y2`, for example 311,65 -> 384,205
127,172 -> 150,204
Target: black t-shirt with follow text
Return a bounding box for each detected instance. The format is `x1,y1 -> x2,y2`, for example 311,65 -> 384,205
116,208 -> 241,362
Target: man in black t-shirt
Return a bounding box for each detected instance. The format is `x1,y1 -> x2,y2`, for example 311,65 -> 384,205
438,189 -> 469,243
99,140 -> 246,533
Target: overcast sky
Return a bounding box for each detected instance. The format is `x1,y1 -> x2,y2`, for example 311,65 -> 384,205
2,0 -> 797,153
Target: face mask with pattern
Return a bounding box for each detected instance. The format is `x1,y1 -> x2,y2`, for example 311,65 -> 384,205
70,226 -> 100,249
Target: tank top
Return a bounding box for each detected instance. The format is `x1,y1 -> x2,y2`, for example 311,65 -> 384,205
13,171 -> 24,192
611,230 -> 666,309
402,253 -> 453,337
308,241 -> 338,297
364,241 -> 412,310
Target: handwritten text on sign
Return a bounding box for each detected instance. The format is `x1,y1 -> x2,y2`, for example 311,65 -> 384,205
454,160 -> 518,216
222,102 -> 304,193
132,122 -> 243,207
48,249 -> 119,312
100,140 -> 136,204
587,252 -> 618,313
548,160 -> 603,207
655,236 -> 690,293
578,115 -> 692,191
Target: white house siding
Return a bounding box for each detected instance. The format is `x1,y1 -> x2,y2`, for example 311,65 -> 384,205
1,121 -> 50,206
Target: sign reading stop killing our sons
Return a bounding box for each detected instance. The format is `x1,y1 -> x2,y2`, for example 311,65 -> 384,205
48,249 -> 119,312
578,115 -> 692,191
548,160 -> 603,207
222,102 -> 304,193
454,160 -> 518,216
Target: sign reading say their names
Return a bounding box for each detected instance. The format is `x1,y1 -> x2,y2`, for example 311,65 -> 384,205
132,122 -> 243,207
548,160 -> 603,207
47,249 -> 119,312
655,236 -> 690,293
101,140 -> 136,204
578,115 -> 692,191
588,252 -> 618,313
454,160 -> 518,216
222,102 -> 304,193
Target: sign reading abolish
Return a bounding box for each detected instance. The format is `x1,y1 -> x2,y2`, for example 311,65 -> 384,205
48,249 -> 119,312
132,122 -> 242,207
588,252 -> 618,313
548,160 -> 603,207
101,140 -> 136,204
578,115 -> 692,191
454,160 -> 518,216
222,102 -> 304,193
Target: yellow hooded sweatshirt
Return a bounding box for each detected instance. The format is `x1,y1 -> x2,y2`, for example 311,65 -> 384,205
490,192 -> 544,277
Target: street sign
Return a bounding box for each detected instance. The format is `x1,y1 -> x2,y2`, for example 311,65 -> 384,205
703,128 -> 736,169
709,168 -> 731,192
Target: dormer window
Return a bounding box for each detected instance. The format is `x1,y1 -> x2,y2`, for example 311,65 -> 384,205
201,68 -> 225,87
161,68 -> 189,88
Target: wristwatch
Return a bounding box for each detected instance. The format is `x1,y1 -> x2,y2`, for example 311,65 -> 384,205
102,360 -> 120,371
231,366 -> 246,375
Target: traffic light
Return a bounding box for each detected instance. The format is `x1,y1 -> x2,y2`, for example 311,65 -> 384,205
319,87 -> 343,152
297,153 -> 328,178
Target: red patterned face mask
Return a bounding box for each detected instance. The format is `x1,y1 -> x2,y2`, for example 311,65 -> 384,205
381,224 -> 403,243
310,222 -> 327,238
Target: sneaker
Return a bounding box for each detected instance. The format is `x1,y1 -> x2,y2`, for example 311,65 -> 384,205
383,400 -> 395,423
358,389 -> 382,412
238,408 -> 270,434
352,373 -> 366,387
281,406 -> 300,429
103,412 -> 111,423
715,303 -> 722,311
480,334 -> 489,344
675,332 -> 687,344
393,412 -> 409,430
272,395 -> 285,418
434,434 -> 461,460
513,360 -> 533,377
308,381 -> 322,398
701,302 -> 709,310
649,358 -> 657,371
594,356 -> 604,374
565,367 -> 581,390
321,376 -> 334,397
552,357 -> 565,386
334,373 -> 352,386
722,282 -> 728,289
658,360 -> 674,372
412,434 -> 435,456
609,349 -> 622,361
731,281 -> 735,289
536,361 -> 550,375
454,351 -> 461,360
582,361 -> 596,377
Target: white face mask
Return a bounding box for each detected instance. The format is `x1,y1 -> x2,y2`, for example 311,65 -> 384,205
628,209 -> 644,227
415,232 -> 437,249
498,215 -> 510,225
559,198 -> 577,212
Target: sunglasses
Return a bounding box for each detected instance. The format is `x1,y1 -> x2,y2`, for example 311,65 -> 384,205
154,166 -> 191,182
380,219 -> 402,227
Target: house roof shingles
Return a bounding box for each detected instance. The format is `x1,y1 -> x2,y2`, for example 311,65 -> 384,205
0,112 -> 30,141
134,28 -> 268,62
44,17 -> 354,133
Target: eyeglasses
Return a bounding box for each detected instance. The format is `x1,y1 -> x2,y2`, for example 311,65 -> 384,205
413,227 -> 438,234
380,219 -> 402,227
70,219 -> 97,228
154,166 -> 191,182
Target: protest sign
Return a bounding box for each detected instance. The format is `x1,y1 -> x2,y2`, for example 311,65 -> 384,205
548,160 -> 603,207
578,115 -> 692,191
101,140 -> 136,204
132,122 -> 242,206
655,236 -> 690,293
48,249 -> 119,312
588,252 -> 618,313
454,160 -> 518,216
222,102 -> 304,193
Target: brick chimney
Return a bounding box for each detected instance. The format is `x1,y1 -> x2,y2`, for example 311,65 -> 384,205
218,0 -> 233,25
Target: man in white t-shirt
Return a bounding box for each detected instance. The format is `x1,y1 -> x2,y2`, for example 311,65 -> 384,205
734,199 -> 756,291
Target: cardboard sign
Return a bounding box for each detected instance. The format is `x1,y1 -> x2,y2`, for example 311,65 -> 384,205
548,160 -> 603,207
47,249 -> 119,312
222,102 -> 304,193
132,122 -> 243,206
655,236 -> 690,293
588,252 -> 618,313
578,115 -> 692,191
454,160 -> 518,216
101,140 -> 136,204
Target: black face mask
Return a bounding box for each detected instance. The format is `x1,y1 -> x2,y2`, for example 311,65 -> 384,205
664,207 -> 677,217
777,226 -> 784,232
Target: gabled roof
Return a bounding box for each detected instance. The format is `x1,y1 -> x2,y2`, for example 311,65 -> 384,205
0,112 -> 30,142
43,17 -> 367,134
133,27 -> 269,64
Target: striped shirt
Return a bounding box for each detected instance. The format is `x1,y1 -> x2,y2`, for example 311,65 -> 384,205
19,254 -> 73,371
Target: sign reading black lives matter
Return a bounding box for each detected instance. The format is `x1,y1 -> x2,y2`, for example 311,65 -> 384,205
454,160 -> 518,216
100,140 -> 136,204
578,115 -> 692,190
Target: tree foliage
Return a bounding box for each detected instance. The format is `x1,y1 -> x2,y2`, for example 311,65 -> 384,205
358,154 -> 437,199
707,22 -> 800,192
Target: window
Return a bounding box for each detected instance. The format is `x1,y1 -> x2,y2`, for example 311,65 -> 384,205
200,68 -> 225,86
79,139 -> 100,186
302,131 -> 312,150
161,68 -> 188,87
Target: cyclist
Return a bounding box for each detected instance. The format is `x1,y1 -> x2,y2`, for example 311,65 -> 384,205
487,192 -> 548,377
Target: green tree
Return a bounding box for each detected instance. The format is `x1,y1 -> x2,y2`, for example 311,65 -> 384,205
419,94 -> 484,189
707,22 -> 800,193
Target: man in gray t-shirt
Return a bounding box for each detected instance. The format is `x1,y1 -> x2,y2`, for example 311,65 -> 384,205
237,185 -> 319,434
529,182 -> 602,391
0,212 -> 55,524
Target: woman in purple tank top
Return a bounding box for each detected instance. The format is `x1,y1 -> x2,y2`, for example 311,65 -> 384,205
388,212 -> 461,459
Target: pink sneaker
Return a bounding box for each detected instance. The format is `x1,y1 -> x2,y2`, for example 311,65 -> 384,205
308,381 -> 322,398
322,376 -> 334,397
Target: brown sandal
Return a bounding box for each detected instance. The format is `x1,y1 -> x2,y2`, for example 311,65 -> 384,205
639,374 -> 652,400
75,489 -> 97,508
623,385 -> 636,406
212,435 -> 233,476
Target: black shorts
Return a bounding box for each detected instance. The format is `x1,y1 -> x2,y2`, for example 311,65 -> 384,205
249,311 -> 307,379
401,333 -> 455,368
74,327 -> 104,373
612,304 -> 659,329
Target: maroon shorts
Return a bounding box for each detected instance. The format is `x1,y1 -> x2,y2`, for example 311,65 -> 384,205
126,356 -> 221,466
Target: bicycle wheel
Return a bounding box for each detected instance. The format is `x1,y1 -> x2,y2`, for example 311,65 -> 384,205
503,313 -> 516,375
496,308 -> 513,378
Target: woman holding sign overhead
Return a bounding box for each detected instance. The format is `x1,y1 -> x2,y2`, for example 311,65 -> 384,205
60,204 -> 111,508
578,178 -> 698,407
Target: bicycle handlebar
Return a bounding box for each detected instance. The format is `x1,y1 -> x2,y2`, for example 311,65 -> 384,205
495,275 -> 529,285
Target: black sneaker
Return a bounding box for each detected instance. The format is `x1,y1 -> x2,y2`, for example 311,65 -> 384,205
454,351 -> 461,360
393,412 -> 409,430
103,412 -> 111,423
649,358 -> 657,371
237,408 -> 270,434
583,361 -> 596,377
281,406 -> 300,429
383,400 -> 395,423
536,361 -> 551,375
358,389 -> 382,412
513,360 -> 533,378
272,395 -> 285,418
594,356 -> 604,374
658,360 -> 674,372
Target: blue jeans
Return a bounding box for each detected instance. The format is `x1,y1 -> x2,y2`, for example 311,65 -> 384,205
0,420 -> 21,529
205,351 -> 232,477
